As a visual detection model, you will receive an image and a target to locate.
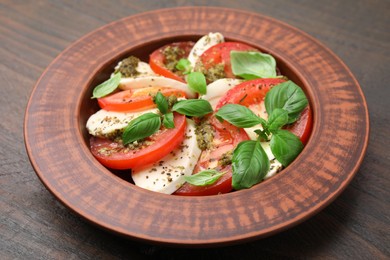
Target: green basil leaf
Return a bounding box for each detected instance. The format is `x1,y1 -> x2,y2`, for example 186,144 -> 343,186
175,58 -> 192,75
268,108 -> 289,131
91,72 -> 121,99
184,170 -> 225,186
232,140 -> 270,190
230,51 -> 277,79
187,72 -> 207,95
265,81 -> 308,124
172,99 -> 213,117
122,113 -> 161,145
215,104 -> 263,128
163,112 -> 175,129
154,91 -> 168,114
270,129 -> 303,167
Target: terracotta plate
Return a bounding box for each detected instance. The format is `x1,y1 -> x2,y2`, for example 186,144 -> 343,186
24,7 -> 369,247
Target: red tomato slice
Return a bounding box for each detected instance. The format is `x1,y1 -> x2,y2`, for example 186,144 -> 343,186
215,78 -> 286,109
200,42 -> 257,78
90,113 -> 186,170
98,87 -> 186,112
149,41 -> 195,82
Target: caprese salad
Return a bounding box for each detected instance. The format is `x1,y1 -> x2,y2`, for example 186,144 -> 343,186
86,32 -> 312,196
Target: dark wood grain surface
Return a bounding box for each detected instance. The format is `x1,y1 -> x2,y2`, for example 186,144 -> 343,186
1,0 -> 389,259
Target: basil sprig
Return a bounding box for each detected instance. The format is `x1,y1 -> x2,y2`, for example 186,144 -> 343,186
216,80 -> 308,190
122,113 -> 161,145
230,51 -> 276,79
162,112 -> 175,129
154,92 -> 175,128
122,91 -> 213,145
91,72 -> 121,99
184,170 -> 225,186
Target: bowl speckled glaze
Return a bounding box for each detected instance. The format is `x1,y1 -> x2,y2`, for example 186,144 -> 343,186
24,7 -> 369,247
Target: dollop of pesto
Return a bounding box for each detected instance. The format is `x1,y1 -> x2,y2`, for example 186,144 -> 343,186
114,56 -> 140,77
162,46 -> 185,71
195,62 -> 226,83
195,120 -> 214,150
218,150 -> 233,166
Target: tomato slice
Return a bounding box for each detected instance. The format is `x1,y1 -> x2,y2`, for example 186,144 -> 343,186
97,87 -> 186,112
199,42 -> 257,79
149,41 -> 195,82
90,113 -> 186,170
215,78 -> 286,109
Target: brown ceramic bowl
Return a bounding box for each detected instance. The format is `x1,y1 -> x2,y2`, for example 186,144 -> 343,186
24,7 -> 369,247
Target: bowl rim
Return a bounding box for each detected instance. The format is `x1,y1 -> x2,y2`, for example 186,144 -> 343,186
24,6 -> 369,247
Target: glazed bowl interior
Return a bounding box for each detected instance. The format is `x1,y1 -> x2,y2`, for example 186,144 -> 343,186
78,35 -> 312,187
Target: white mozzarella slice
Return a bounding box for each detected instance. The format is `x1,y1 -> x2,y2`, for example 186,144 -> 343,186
188,32 -> 224,70
86,108 -> 158,139
200,78 -> 242,109
131,119 -> 201,194
261,141 -> 283,179
134,61 -> 157,77
118,76 -> 196,98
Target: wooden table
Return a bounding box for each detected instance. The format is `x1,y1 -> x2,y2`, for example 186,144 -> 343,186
1,0 -> 389,258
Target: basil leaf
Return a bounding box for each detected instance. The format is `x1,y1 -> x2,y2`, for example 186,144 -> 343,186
176,58 -> 192,75
163,112 -> 175,129
172,99 -> 212,117
184,170 -> 225,186
155,91 -> 168,114
270,130 -> 303,167
268,108 -> 289,131
215,104 -> 263,128
91,72 -> 121,99
232,140 -> 270,189
230,51 -> 276,79
187,72 -> 207,95
265,81 -> 308,124
122,113 -> 161,145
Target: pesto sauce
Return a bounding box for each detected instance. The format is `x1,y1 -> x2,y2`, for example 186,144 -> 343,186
195,120 -> 214,150
162,46 -> 185,72
114,56 -> 140,77
195,62 -> 226,83
218,150 -> 233,166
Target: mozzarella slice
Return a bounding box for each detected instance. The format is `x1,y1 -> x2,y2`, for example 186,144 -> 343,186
131,119 -> 201,194
118,76 -> 196,98
200,78 -> 242,109
188,32 -> 224,70
261,142 -> 283,179
86,108 -> 159,139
